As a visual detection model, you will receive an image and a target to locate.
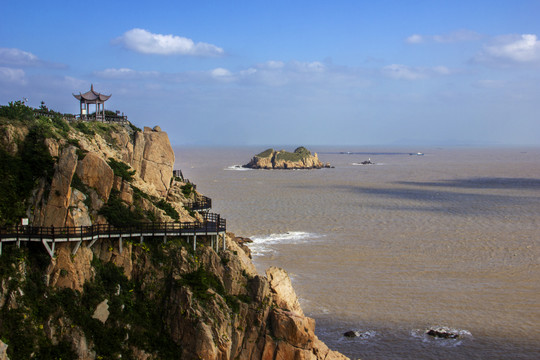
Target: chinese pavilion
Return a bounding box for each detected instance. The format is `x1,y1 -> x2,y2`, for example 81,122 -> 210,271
73,84 -> 111,121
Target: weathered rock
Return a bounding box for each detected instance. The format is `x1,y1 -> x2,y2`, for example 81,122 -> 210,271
92,299 -> 110,323
343,330 -> 359,338
426,327 -> 460,339
66,189 -> 92,227
266,266 -> 304,316
0,340 -> 9,360
76,152 -> 114,201
244,147 -> 328,169
131,128 -> 175,196
48,244 -> 94,292
271,308 -> 315,348
42,146 -> 78,227
0,124 -> 28,156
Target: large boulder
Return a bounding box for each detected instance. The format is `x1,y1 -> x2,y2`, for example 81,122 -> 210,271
244,147 -> 326,169
131,127 -> 174,196
266,266 -> 304,316
41,146 -> 78,227
75,152 -> 114,201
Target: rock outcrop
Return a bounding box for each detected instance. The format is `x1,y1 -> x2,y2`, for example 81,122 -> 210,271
0,109 -> 348,360
244,146 -> 331,169
132,126 -> 175,196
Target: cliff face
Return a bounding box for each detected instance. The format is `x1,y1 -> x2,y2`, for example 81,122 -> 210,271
244,147 -> 330,169
0,112 -> 348,360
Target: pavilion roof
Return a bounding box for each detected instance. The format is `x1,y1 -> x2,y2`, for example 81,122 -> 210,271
73,84 -> 111,102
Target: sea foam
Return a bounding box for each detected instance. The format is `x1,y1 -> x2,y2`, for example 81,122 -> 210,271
249,231 -> 322,256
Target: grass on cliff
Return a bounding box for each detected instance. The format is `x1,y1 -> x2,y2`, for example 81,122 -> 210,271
256,148 -> 274,158
0,245 -> 183,360
0,101 -> 142,226
275,146 -> 312,162
0,119 -> 55,226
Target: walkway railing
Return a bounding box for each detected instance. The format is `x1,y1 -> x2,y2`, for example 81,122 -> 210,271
0,213 -> 226,258
185,196 -> 212,211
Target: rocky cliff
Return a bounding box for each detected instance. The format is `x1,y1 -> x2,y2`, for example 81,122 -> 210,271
244,147 -> 331,169
0,105 -> 348,360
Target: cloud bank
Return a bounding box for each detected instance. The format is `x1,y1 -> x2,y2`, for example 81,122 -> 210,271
0,48 -> 66,68
477,34 -> 540,64
114,28 -> 224,56
406,30 -> 482,44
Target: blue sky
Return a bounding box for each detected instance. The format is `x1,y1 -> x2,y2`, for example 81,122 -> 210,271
1,0 -> 539,146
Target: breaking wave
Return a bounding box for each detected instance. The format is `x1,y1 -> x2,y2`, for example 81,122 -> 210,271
225,165 -> 252,171
249,232 -> 322,256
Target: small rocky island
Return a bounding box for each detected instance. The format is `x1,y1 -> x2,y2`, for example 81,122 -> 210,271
244,147 -> 332,169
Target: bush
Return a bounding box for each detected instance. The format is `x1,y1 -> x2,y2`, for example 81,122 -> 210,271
108,158 -> 136,182
0,122 -> 55,225
98,190 -> 144,226
0,101 -> 34,121
73,121 -> 95,136
181,183 -> 194,197
256,148 -> 274,158
156,199 -> 180,221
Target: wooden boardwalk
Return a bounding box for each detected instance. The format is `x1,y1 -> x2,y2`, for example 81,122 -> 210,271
0,213 -> 226,258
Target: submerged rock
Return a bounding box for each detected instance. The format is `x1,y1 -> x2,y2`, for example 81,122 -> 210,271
426,327 -> 460,339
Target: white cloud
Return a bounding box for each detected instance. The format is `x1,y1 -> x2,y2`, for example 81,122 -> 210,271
479,34 -> 540,64
115,28 -> 224,56
0,67 -> 26,84
382,64 -> 453,80
211,68 -> 232,77
94,68 -> 159,79
0,48 -> 66,68
406,34 -> 424,44
406,30 -> 482,44
382,64 -> 425,80
474,79 -> 505,89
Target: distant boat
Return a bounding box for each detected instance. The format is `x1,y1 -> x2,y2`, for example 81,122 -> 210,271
409,152 -> 424,156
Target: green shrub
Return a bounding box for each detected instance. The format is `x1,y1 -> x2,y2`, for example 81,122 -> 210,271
179,267 -> 225,301
98,190 -> 144,226
73,121 -> 95,136
0,101 -> 34,121
51,115 -> 70,136
108,158 -> 136,182
256,148 -> 274,158
275,147 -> 312,162
180,183 -> 194,197
0,122 -> 55,225
156,199 -> 180,221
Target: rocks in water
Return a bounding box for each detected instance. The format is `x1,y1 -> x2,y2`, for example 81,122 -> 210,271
243,147 -> 332,169
425,327 -> 461,339
343,330 -> 376,339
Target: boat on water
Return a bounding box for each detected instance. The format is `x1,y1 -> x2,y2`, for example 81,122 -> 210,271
409,152 -> 424,156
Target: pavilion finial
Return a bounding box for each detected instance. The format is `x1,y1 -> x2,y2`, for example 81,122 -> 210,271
91,84 -> 94,92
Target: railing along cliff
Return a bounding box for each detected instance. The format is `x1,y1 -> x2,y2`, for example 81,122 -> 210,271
0,213 -> 226,258
185,196 -> 212,212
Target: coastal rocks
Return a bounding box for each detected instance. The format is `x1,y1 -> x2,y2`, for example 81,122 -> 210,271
47,245 -> 94,291
0,340 -> 9,360
0,124 -> 28,156
266,266 -> 304,316
75,152 -> 114,201
92,299 -> 110,323
131,126 -> 175,196
244,147 -> 331,169
41,146 -> 78,227
425,327 -> 461,339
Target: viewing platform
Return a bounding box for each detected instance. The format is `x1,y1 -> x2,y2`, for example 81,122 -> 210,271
0,213 -> 226,258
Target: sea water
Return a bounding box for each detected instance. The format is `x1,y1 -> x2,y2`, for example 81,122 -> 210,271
174,146 -> 540,359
